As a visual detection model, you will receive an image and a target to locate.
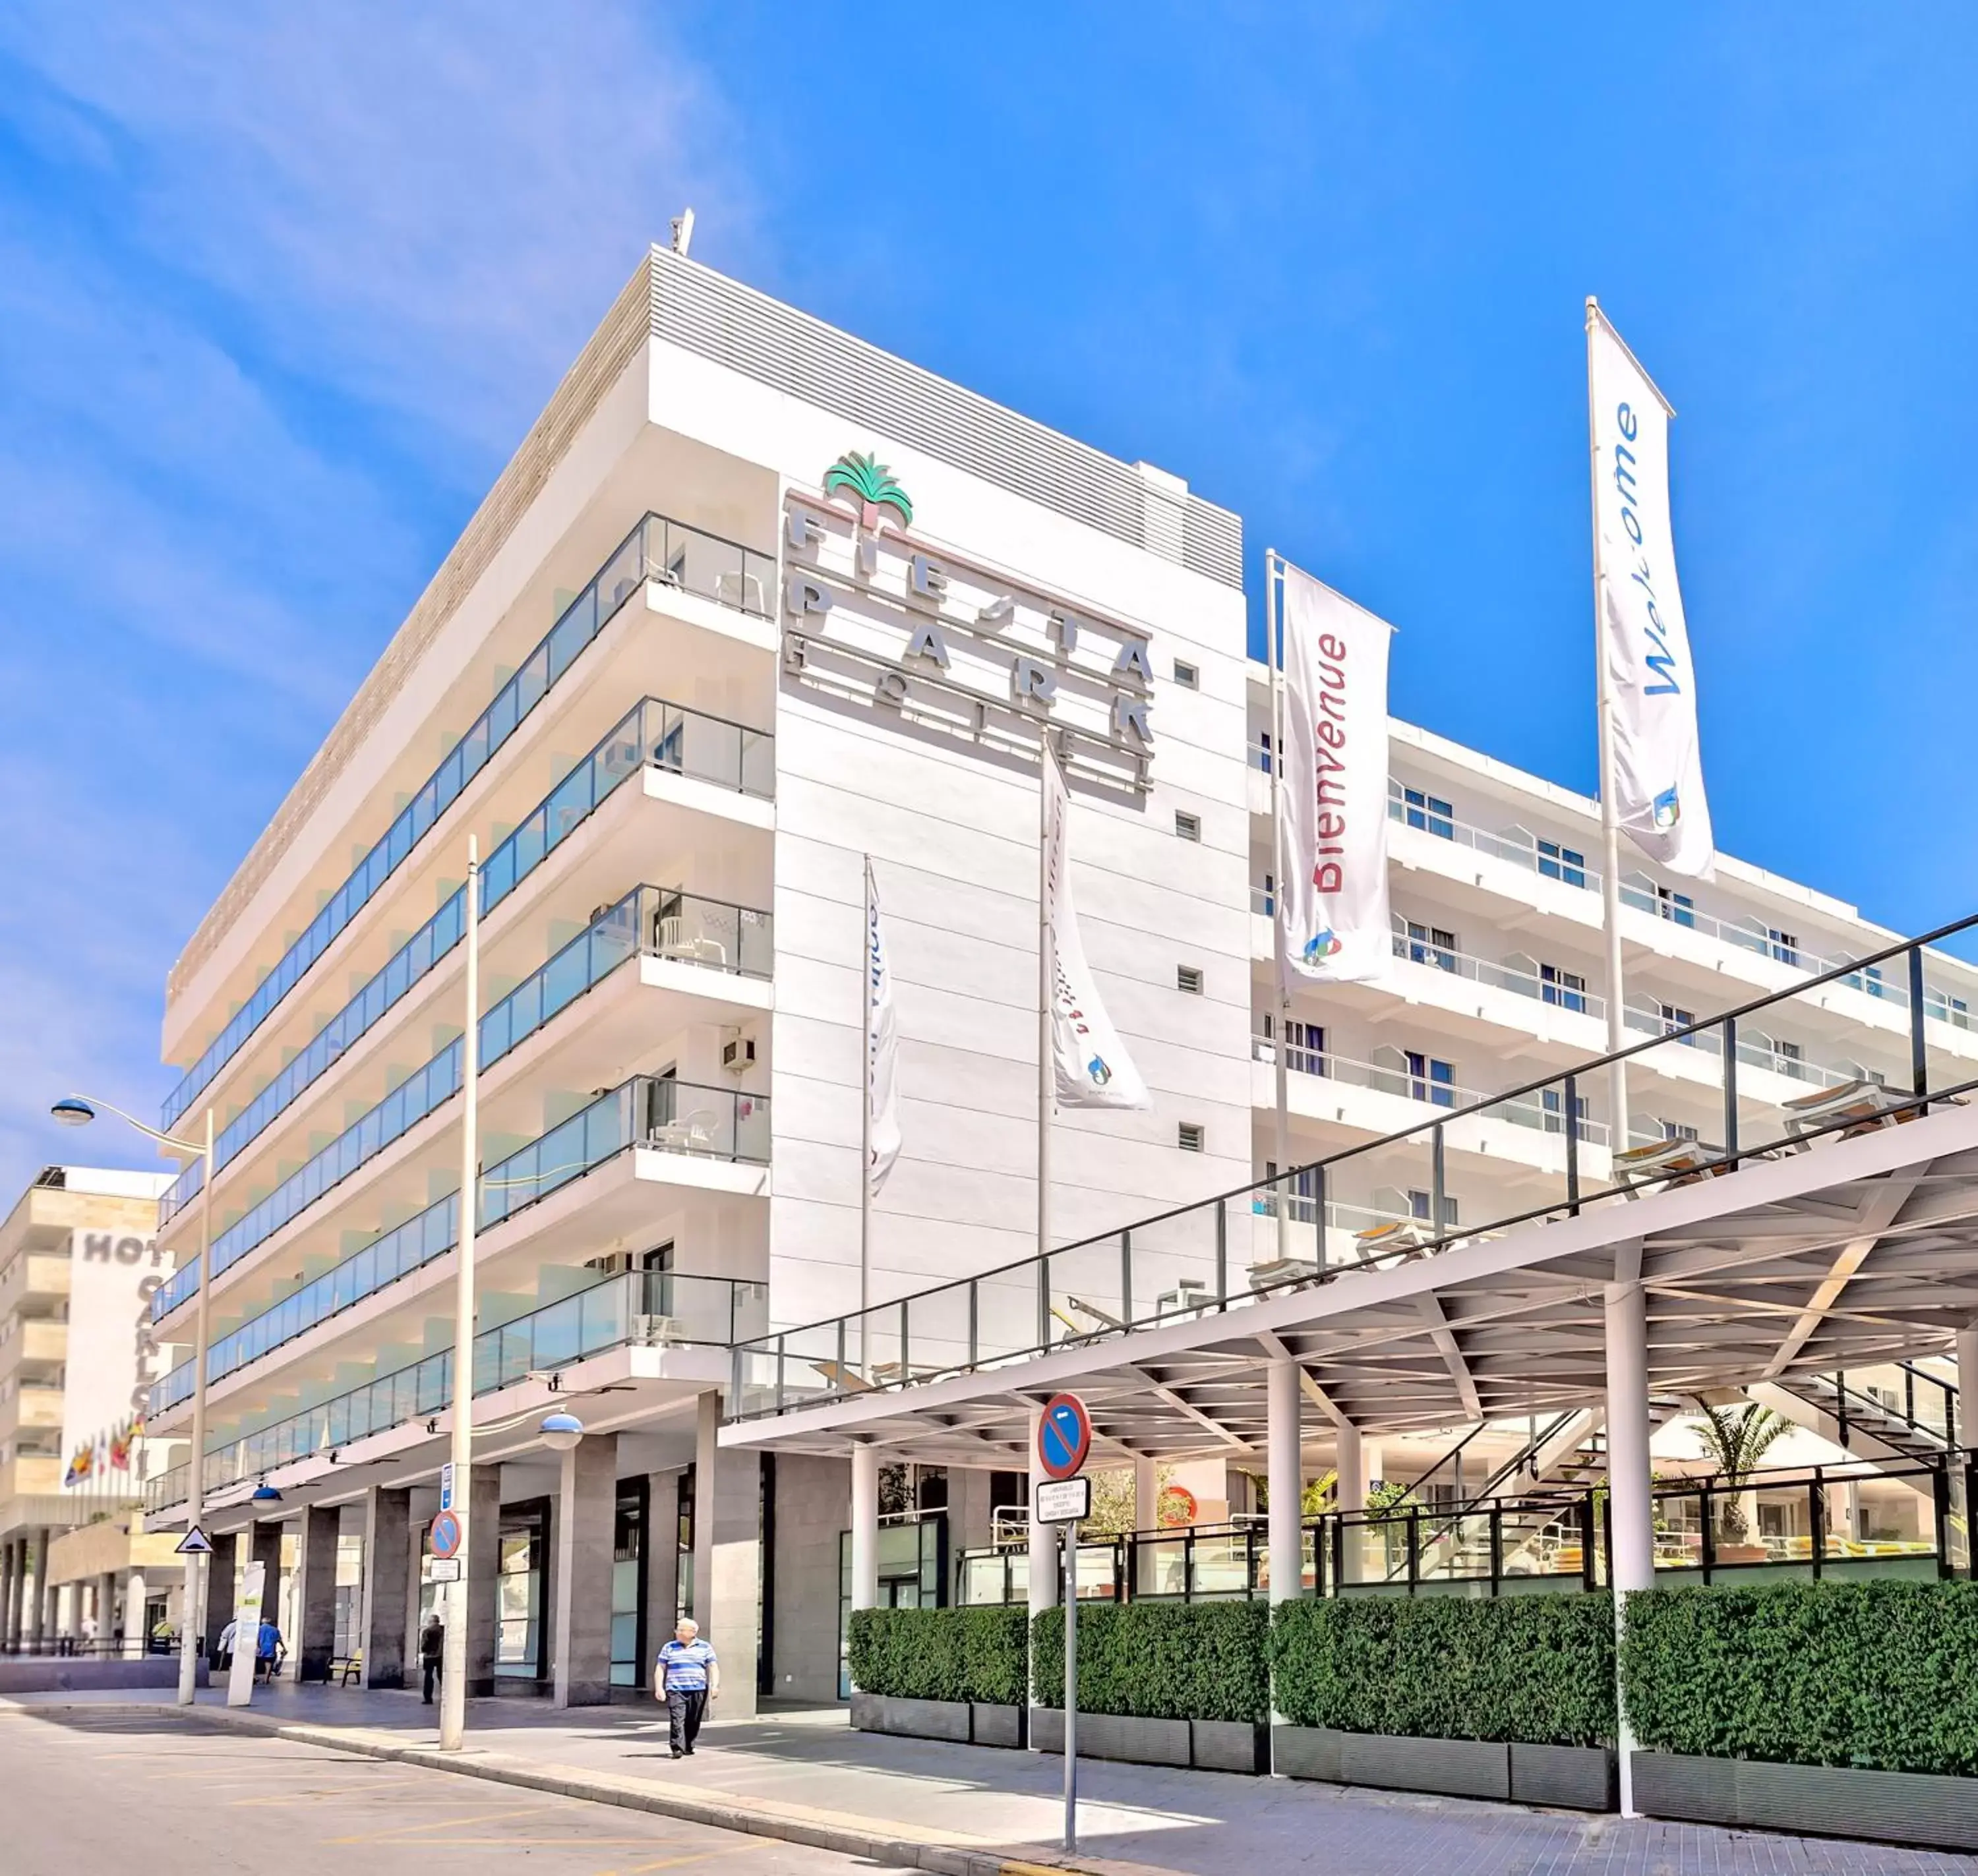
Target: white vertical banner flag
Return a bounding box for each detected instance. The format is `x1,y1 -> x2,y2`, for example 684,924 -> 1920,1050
864,860 -> 903,1192
1278,561 -> 1393,986
1042,747 -> 1151,1110
1590,312 -> 1716,879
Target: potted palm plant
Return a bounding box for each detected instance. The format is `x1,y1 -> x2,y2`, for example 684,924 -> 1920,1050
1689,1400 -> 1790,1562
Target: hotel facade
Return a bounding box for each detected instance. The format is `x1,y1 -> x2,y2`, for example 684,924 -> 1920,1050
140,247 -> 1978,1705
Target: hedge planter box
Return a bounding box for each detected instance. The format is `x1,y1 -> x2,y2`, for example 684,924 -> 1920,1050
1029,1710 -> 1265,1773
1633,1752 -> 1978,1853
971,1702 -> 1026,1749
850,1691 -> 971,1744
1273,1726 -> 1611,1809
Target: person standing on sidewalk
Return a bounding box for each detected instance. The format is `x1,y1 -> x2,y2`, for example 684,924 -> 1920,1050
653,1618 -> 719,1758
419,1612 -> 445,1705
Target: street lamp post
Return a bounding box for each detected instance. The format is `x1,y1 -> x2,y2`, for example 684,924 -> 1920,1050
439,836 -> 480,1753
51,1092 -> 217,1707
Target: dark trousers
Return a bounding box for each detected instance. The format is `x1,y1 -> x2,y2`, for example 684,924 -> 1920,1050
422,1657 -> 441,1703
666,1686 -> 707,1753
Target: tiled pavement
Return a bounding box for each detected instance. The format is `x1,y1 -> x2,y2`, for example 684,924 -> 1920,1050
13,1682 -> 1977,1876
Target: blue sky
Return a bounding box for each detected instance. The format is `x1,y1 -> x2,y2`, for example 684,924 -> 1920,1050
3,4 -> 1975,1190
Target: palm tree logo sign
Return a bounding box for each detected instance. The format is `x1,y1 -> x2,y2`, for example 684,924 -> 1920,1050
822,450 -> 913,579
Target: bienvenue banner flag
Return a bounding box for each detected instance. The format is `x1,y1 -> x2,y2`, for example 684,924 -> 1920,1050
1042,746 -> 1151,1110
1590,309 -> 1716,880
864,858 -> 903,1192
1277,560 -> 1393,987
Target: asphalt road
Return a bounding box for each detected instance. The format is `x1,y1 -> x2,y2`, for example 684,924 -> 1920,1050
0,1703 -> 869,1876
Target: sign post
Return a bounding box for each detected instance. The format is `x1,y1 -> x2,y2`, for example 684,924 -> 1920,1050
226,1560 -> 264,1709
1035,1392 -> 1093,1856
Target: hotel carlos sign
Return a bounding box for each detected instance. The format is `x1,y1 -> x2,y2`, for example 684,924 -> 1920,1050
782,450 -> 1155,792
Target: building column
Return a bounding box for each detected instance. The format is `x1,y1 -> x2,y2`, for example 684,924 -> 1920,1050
204,1532 -> 238,1665
1267,1358 -> 1303,1606
692,1391 -> 760,1719
359,1486 -> 411,1689
1133,1456 -> 1159,1536
294,1506 -> 340,1682
644,1470 -> 682,1675
97,1571 -> 117,1649
1027,1404 -> 1058,1641
1958,1325 -> 1978,1446
553,1434 -> 618,1707
849,1444 -> 880,1620
248,1522 -> 284,1672
27,1528 -> 49,1651
465,1464 -> 502,1696
1605,1278 -> 1654,1820
1334,1421 -> 1365,1584
124,1572 -> 148,1658
0,1541 -> 15,1652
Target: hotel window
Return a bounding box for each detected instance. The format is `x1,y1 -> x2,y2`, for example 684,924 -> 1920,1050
1952,997 -> 1971,1031
1539,839 -> 1586,889
1406,922 -> 1458,972
1769,929 -> 1800,966
1174,659 -> 1200,689
1177,1122 -> 1205,1153
1656,886 -> 1696,929
1540,963 -> 1588,1013
1264,1160 -> 1321,1225
1406,1051 -> 1456,1107
1542,1086 -> 1590,1140
1259,871 -> 1274,917
1174,809 -> 1201,842
1255,729 -> 1273,775
1662,1121 -> 1700,1142
1774,1039 -> 1804,1078
1407,1188 -> 1458,1227
1284,1020 -> 1325,1076
1177,964 -> 1205,995
1660,1002 -> 1698,1044
1863,963 -> 1886,999
1403,788 -> 1454,840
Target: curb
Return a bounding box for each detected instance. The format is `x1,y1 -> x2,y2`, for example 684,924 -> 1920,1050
5,1698 -> 1178,1876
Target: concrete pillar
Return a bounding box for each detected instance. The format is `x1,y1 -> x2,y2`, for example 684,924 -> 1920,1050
295,1506 -> 340,1682
1027,1405 -> 1058,1631
1133,1457 -> 1159,1535
1605,1278 -> 1654,1819
97,1571 -> 117,1649
125,1572 -> 148,1658
466,1464 -> 502,1695
693,1390 -> 760,1719
849,1444 -> 880,1615
553,1434 -> 618,1707
1334,1421 -> 1366,1586
204,1532 -> 238,1664
645,1471 -> 682,1666
0,1540 -> 15,1651
1958,1325 -> 1978,1446
359,1487 -> 411,1688
1267,1359 -> 1303,1604
27,1529 -> 49,1651
248,1523 -> 284,1672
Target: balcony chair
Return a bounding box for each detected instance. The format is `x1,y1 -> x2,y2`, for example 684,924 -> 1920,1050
654,916 -> 729,968
647,1109 -> 717,1154
1782,1075 -> 1952,1142
1352,1217 -> 1438,1260
1245,1255 -> 1325,1291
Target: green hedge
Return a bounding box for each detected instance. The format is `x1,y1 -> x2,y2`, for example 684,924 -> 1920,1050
1031,1602 -> 1269,1724
1269,1594 -> 1615,1747
1623,1581 -> 1978,1775
846,1606 -> 1027,1707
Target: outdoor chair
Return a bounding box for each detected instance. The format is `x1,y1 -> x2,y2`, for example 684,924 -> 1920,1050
1781,1076 -> 1949,1142
1352,1218 -> 1437,1260
648,1109 -> 717,1154
1246,1256 -> 1324,1291
655,916 -> 729,968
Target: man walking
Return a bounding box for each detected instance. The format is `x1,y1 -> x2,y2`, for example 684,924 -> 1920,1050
419,1610 -> 445,1705
653,1618 -> 719,1759
255,1613 -> 285,1684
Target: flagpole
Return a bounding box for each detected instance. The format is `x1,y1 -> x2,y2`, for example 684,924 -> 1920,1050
860,854 -> 874,1334
1038,744 -> 1054,1272
1586,297 -> 1629,1153
1265,551 -> 1290,1260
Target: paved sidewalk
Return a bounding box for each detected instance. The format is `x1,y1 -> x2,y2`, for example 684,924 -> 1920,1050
13,1682 -> 1978,1876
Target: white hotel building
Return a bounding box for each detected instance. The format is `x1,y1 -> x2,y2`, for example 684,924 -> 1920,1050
141,246 -> 1978,1705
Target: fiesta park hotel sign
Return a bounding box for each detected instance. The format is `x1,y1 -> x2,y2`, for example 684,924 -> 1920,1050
781,452 -> 1156,793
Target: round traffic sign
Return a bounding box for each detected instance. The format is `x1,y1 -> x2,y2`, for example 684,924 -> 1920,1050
1037,1392 -> 1093,1480
430,1508 -> 462,1560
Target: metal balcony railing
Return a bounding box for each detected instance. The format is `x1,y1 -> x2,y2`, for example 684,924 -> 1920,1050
159,691 -> 774,1226
145,1267 -> 767,1513
164,512 -> 773,1132
733,908 -> 1978,1422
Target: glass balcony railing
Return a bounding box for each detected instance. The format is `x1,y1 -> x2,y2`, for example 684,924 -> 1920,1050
154,884 -> 770,1321
150,1068 -> 773,1413
160,692 -> 775,1225
146,1266 -> 769,1512
162,512 -> 775,1132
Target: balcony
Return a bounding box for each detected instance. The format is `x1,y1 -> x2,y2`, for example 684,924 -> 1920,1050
146,1266 -> 767,1513
161,694 -> 776,1226
163,512 -> 775,1132
153,889 -> 772,1324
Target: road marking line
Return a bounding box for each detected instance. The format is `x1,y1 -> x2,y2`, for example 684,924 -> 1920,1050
324,1803 -> 555,1842
594,1845 -> 774,1876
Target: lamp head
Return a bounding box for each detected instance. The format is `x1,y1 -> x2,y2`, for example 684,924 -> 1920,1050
250,1481 -> 282,1504
49,1098 -> 95,1129
540,1411 -> 585,1453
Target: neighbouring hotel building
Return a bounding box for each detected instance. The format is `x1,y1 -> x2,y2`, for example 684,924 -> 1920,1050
0,1164 -> 179,1655
141,245 -> 1978,1705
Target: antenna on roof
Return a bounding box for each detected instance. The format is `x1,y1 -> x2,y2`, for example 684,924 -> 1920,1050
669,208 -> 696,258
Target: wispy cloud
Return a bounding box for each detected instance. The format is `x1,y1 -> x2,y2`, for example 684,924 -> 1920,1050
0,3 -> 746,1194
